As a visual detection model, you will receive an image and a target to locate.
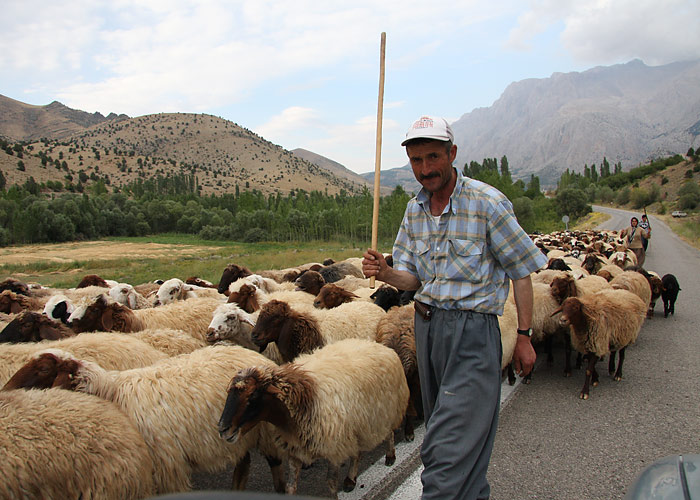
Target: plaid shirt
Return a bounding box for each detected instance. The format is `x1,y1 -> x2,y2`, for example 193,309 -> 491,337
393,168 -> 547,315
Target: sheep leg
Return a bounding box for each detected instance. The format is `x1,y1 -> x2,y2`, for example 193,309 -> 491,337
545,335 -> 554,365
385,431 -> 396,466
563,335 -> 573,377
342,455 -> 360,492
575,352 -> 583,370
286,457 -> 303,495
230,451 -> 251,490
264,454 -> 286,493
505,363 -> 516,385
608,351 -> 617,376
612,347 -> 626,381
327,462 -> 341,498
580,354 -> 599,400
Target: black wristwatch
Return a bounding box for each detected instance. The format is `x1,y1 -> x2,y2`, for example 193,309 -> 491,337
517,328 -> 533,337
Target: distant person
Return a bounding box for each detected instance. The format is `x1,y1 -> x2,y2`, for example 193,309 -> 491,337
639,214 -> 651,251
620,216 -> 650,268
362,115 -> 547,500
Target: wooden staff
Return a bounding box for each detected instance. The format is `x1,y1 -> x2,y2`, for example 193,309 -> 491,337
370,32 -> 386,289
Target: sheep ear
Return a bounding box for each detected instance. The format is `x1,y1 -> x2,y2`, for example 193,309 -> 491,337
241,316 -> 256,327
101,307 -> 114,331
550,305 -> 563,317
39,324 -> 63,341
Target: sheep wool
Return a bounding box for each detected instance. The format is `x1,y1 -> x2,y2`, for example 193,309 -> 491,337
0,388 -> 155,500
0,332 -> 168,387
67,344 -> 282,494
564,288 -> 646,357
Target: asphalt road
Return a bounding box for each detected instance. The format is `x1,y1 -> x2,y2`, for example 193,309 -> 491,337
190,205 -> 699,499
486,205 -> 700,500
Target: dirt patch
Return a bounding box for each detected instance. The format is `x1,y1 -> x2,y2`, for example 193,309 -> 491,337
0,241 -> 221,266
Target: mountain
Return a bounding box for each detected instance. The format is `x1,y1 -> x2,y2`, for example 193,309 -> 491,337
0,98 -> 368,196
451,59 -> 700,186
291,148 -> 390,195
360,164 -> 421,195
0,94 -> 128,142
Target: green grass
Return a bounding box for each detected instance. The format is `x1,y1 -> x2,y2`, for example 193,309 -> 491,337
0,236 -> 393,289
669,216 -> 700,249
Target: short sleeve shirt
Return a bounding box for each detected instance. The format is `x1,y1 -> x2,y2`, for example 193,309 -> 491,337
392,168 -> 547,315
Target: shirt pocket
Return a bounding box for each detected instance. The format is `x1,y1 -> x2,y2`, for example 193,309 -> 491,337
412,239 -> 434,282
445,238 -> 485,283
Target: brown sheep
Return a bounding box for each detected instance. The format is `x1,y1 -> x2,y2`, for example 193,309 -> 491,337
76,274 -> 111,288
251,299 -> 385,363
375,304 -> 422,441
227,283 -> 262,313
217,264 -> 253,295
551,288 -> 646,399
0,311 -> 75,343
313,283 -> 359,309
294,270 -> 326,295
68,293 -> 220,342
0,278 -> 31,296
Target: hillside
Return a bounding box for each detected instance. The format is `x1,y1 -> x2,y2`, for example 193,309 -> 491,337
291,148 -> 389,195
0,105 -> 371,196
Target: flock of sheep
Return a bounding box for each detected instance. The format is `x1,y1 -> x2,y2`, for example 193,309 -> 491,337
0,228 -> 682,499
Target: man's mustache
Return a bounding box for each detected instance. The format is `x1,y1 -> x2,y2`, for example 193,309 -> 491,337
420,172 -> 440,181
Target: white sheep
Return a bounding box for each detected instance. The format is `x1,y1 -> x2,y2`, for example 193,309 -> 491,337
155,277 -> 224,306
132,327 -> 208,356
552,288 -> 647,399
218,338 -> 409,498
20,345 -> 286,495
0,332 -> 168,387
207,303 -> 284,364
610,270 -> 652,308
68,293 -> 221,342
109,282 -> 154,309
0,388 -> 155,500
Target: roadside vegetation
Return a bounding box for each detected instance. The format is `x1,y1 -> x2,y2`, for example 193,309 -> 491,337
0,141 -> 697,252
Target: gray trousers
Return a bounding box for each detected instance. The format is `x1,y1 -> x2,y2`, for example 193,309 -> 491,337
415,308 -> 502,500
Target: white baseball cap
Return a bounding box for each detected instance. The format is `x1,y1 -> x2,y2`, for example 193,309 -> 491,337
401,115 -> 454,146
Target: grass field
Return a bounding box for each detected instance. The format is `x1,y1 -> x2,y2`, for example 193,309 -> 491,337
0,235 -> 388,289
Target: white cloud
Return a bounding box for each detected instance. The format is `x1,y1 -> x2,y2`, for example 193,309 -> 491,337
506,0 -> 700,65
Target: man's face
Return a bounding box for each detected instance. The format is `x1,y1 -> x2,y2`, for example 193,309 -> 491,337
406,141 -> 457,194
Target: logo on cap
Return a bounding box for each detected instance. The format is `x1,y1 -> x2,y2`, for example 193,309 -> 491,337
413,117 -> 434,130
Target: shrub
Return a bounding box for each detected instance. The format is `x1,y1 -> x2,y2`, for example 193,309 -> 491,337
661,176 -> 669,185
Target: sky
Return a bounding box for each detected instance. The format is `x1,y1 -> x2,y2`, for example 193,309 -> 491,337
2,0 -> 700,175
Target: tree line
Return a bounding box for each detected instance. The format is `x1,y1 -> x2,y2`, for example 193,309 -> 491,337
0,150 -> 695,247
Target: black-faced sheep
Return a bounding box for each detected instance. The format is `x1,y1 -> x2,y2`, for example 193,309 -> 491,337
13,345 -> 286,495
551,288 -> 646,399
43,293 -> 75,323
370,284 -> 402,311
251,299 -> 386,363
0,388 -> 155,500
218,338 -> 409,498
0,310 -> 75,343
661,274 -> 681,318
